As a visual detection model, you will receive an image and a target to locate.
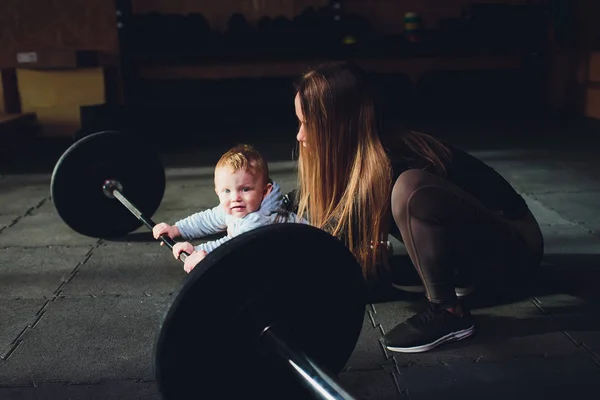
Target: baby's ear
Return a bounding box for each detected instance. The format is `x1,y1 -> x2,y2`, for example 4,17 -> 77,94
263,182 -> 273,196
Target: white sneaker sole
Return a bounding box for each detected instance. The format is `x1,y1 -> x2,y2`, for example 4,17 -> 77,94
385,325 -> 475,354
391,284 -> 474,298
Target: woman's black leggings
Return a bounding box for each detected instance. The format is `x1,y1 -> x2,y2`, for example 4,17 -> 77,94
390,169 -> 544,308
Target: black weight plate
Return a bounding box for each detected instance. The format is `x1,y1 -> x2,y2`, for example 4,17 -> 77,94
50,131 -> 166,238
154,223 -> 366,400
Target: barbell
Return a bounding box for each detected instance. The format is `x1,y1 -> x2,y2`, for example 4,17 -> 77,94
50,131 -> 367,399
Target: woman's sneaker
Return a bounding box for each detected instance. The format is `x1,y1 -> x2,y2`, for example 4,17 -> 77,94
383,302 -> 475,353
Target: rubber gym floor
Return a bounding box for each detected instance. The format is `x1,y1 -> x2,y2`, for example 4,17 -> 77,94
1,116 -> 600,399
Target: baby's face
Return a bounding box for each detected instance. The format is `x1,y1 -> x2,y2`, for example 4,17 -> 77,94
214,167 -> 271,218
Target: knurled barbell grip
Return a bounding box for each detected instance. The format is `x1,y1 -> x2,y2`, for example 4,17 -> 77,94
158,233 -> 189,262
107,183 -> 190,262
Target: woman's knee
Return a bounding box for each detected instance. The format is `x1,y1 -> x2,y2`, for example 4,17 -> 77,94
391,169 -> 444,225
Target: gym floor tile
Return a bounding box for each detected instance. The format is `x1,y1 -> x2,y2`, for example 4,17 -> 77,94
0,299 -> 47,361
338,368 -> 403,399
532,292 -> 600,364
486,161 -> 600,195
343,308 -> 393,371
0,208 -> 99,248
0,246 -> 90,299
0,185 -> 49,216
539,224 -> 600,255
159,182 -> 218,212
533,192 -> 600,235
522,195 -> 575,226
0,380 -> 161,400
60,242 -> 184,298
164,166 -> 217,181
0,215 -> 19,231
0,296 -> 172,385
391,352 -> 600,400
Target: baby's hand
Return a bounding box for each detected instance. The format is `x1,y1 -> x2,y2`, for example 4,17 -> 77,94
153,223 -> 180,245
173,241 -> 194,260
184,250 -> 208,273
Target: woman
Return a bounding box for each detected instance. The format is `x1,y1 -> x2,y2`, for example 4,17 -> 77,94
286,61 -> 544,353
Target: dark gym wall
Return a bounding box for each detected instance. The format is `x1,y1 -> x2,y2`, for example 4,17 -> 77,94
572,0 -> 600,118
544,0 -> 600,117
0,0 -> 119,66
122,0 -> 550,136
3,0 -> 600,138
131,0 -> 534,34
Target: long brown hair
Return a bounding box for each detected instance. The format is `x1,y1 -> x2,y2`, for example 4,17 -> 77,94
294,62 -> 452,278
294,62 -> 391,277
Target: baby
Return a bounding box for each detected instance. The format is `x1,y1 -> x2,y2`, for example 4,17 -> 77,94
153,144 -> 305,273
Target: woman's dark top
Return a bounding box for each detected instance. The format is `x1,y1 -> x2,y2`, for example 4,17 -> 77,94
388,142 -> 529,220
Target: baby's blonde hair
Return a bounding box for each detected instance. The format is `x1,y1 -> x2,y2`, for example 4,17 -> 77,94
215,144 -> 269,184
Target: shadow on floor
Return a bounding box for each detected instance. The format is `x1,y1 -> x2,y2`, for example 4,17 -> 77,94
368,253 -> 600,309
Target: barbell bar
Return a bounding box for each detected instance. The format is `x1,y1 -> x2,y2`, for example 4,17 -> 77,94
101,178 -> 189,261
